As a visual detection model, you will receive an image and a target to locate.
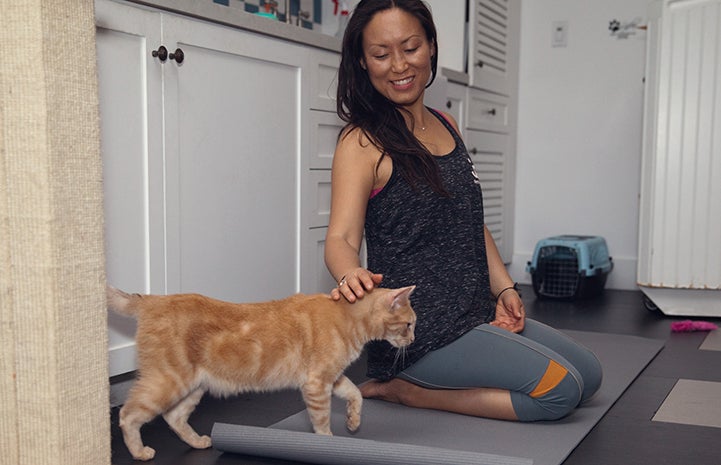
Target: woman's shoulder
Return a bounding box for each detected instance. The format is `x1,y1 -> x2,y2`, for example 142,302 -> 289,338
336,125 -> 383,161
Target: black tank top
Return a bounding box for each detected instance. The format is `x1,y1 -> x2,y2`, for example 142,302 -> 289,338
365,107 -> 493,380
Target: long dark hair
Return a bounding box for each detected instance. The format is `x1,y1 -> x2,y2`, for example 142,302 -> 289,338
337,0 -> 446,195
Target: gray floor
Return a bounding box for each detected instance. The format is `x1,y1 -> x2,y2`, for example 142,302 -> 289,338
110,287 -> 721,464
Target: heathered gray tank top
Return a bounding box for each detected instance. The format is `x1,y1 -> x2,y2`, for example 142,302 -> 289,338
364,107 -> 493,380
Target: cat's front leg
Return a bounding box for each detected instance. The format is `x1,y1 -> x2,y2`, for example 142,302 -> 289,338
301,378 -> 333,435
333,375 -> 362,432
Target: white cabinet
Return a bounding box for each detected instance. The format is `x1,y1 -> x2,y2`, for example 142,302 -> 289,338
465,87 -> 515,263
467,0 -> 521,96
301,50 -> 343,293
97,0 -> 318,375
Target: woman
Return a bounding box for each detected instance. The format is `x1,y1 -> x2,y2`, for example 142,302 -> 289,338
324,0 -> 602,422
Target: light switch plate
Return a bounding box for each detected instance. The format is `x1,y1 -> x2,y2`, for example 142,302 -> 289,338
552,20 -> 569,48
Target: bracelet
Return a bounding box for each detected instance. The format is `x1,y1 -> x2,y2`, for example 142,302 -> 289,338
495,283 -> 519,300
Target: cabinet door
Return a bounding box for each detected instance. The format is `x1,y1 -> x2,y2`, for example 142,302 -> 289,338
96,0 -> 166,376
162,15 -> 305,302
465,130 -> 513,263
468,0 -> 520,95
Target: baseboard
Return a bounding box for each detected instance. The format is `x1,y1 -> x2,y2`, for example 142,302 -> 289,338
110,373 -> 135,407
109,343 -> 137,377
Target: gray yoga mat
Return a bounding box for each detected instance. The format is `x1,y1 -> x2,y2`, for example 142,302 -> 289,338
212,330 -> 664,465
212,422 -> 532,465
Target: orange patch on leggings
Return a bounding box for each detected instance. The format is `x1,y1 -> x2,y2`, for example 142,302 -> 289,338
530,360 -> 568,398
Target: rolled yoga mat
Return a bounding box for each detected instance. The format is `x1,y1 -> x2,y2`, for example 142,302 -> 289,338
211,422 -> 532,465
213,330 -> 664,465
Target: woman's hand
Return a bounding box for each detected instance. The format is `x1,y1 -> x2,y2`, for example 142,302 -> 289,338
490,289 -> 525,333
331,267 -> 384,303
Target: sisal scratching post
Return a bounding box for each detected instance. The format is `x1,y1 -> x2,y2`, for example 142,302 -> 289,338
0,2 -> 110,465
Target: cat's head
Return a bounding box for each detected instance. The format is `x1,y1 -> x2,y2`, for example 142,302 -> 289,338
378,286 -> 417,348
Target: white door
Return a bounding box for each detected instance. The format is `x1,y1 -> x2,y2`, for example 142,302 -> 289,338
467,0 -> 521,95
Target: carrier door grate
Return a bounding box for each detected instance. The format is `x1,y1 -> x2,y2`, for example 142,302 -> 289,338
537,246 -> 579,298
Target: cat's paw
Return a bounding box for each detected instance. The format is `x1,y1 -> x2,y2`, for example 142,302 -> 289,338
346,413 -> 361,432
132,446 -> 156,461
191,435 -> 212,449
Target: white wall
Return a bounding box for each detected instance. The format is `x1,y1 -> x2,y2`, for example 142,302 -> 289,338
508,0 -> 649,290
425,0 -> 467,72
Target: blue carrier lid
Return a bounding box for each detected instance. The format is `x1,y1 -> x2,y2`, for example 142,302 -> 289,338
526,235 -> 613,276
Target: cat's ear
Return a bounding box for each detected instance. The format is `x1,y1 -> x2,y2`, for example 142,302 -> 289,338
388,285 -> 416,312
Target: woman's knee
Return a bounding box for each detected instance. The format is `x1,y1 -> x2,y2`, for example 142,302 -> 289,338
512,374 -> 583,421
579,349 -> 603,403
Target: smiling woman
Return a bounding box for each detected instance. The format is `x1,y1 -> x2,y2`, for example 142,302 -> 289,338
323,0 -> 603,424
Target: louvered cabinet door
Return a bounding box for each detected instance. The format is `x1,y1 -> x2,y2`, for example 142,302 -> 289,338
467,0 -> 520,95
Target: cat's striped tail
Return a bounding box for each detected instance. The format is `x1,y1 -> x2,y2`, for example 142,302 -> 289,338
106,285 -> 141,317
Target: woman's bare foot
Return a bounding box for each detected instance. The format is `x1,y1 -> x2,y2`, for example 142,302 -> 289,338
359,378 -> 419,405
359,378 -> 519,420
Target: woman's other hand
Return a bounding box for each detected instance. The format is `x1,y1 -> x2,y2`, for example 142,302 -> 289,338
490,289 -> 525,333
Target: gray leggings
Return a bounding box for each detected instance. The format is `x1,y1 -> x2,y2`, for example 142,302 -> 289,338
397,319 -> 603,421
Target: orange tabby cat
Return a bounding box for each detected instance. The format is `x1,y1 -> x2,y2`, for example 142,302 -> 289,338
107,285 -> 416,461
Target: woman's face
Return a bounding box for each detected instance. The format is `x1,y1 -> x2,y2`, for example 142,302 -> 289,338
361,8 -> 434,108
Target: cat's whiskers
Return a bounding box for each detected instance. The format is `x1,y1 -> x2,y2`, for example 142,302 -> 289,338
392,345 -> 407,370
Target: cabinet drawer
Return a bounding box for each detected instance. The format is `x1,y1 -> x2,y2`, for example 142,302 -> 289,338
309,110 -> 343,169
305,169 -> 332,228
310,51 -> 340,112
466,88 -> 508,133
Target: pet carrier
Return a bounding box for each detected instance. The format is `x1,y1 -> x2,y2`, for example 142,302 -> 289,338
526,235 -> 613,300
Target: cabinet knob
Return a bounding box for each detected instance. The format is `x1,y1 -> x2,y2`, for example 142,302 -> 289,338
487,108 -> 497,116
169,48 -> 185,64
446,100 -> 452,109
152,46 -> 184,64
476,59 -> 485,68
152,45 -> 168,62
469,147 -> 478,155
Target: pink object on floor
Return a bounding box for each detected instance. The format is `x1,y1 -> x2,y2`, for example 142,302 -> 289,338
670,320 -> 718,332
